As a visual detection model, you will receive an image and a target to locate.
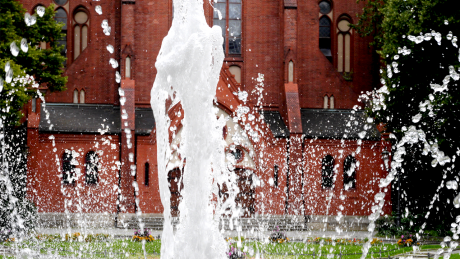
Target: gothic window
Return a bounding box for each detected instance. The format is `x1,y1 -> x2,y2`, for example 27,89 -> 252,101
213,0 -> 242,56
337,17 -> 352,73
80,89 -> 85,104
330,95 -> 335,109
323,95 -> 328,109
73,89 -> 78,103
319,1 -> 332,62
145,162 -> 150,186
343,155 -> 357,190
321,155 -> 334,188
62,150 -> 75,185
85,151 -> 99,185
73,8 -> 89,60
54,7 -> 67,66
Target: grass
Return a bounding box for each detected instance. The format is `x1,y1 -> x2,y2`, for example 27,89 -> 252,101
0,239 -> 445,259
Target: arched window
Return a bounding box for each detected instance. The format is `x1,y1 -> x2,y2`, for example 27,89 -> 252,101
229,65 -> 241,83
62,150 -> 75,185
54,8 -> 67,66
85,151 -> 99,185
125,56 -> 131,78
322,155 -> 334,188
73,89 -> 78,103
323,95 -> 328,109
319,16 -> 332,62
319,0 -> 332,62
144,162 -> 150,186
343,155 -> 357,190
73,8 -> 89,60
80,89 -> 85,104
337,18 -> 352,73
330,95 -> 335,109
213,0 -> 242,56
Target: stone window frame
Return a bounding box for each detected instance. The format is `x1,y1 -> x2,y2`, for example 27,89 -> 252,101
72,6 -> 90,61
336,15 -> 353,74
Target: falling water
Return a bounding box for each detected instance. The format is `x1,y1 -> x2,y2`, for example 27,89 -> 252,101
150,0 -> 227,258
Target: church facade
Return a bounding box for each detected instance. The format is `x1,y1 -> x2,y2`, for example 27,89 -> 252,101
20,0 -> 392,228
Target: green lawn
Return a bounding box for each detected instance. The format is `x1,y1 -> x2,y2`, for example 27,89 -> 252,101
0,240 -> 444,259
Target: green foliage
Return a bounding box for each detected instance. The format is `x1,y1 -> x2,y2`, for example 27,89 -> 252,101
354,0 -> 460,233
375,213 -> 453,238
0,0 -> 67,124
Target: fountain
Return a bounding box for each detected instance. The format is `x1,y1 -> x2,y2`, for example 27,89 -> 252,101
150,0 -> 227,257
1,0 -> 459,258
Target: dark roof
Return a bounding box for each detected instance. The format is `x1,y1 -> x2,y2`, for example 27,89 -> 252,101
39,104 -> 156,135
260,111 -> 290,138
301,109 -> 380,140
39,104 -> 121,134
135,108 -> 155,135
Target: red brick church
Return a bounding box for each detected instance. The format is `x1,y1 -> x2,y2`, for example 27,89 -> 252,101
20,0 -> 391,228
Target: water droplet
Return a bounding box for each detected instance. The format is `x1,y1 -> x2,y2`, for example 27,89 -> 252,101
115,71 -> 121,83
394,55 -> 400,60
109,58 -> 118,68
424,33 -> 432,41
0,77 -> 3,93
120,96 -> 126,106
6,69 -> 13,83
435,32 -> 442,45
30,14 -> 37,25
238,91 -> 248,102
412,113 -> 422,123
453,193 -> 460,208
20,38 -> 28,53
106,44 -> 114,53
24,12 -> 31,26
95,6 -> 102,15
36,6 -> 45,17
446,180 -> 458,190
5,61 -> 10,73
103,26 -> 111,36
444,20 -> 449,25
10,41 -> 19,56
447,32 -> 453,41
101,19 -> 108,28
358,131 -> 366,139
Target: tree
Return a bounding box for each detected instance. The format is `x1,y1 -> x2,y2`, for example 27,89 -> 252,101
1,0 -> 67,124
1,0 -> 67,240
354,0 -> 460,235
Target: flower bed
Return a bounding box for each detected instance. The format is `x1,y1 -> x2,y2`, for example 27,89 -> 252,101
132,229 -> 155,242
